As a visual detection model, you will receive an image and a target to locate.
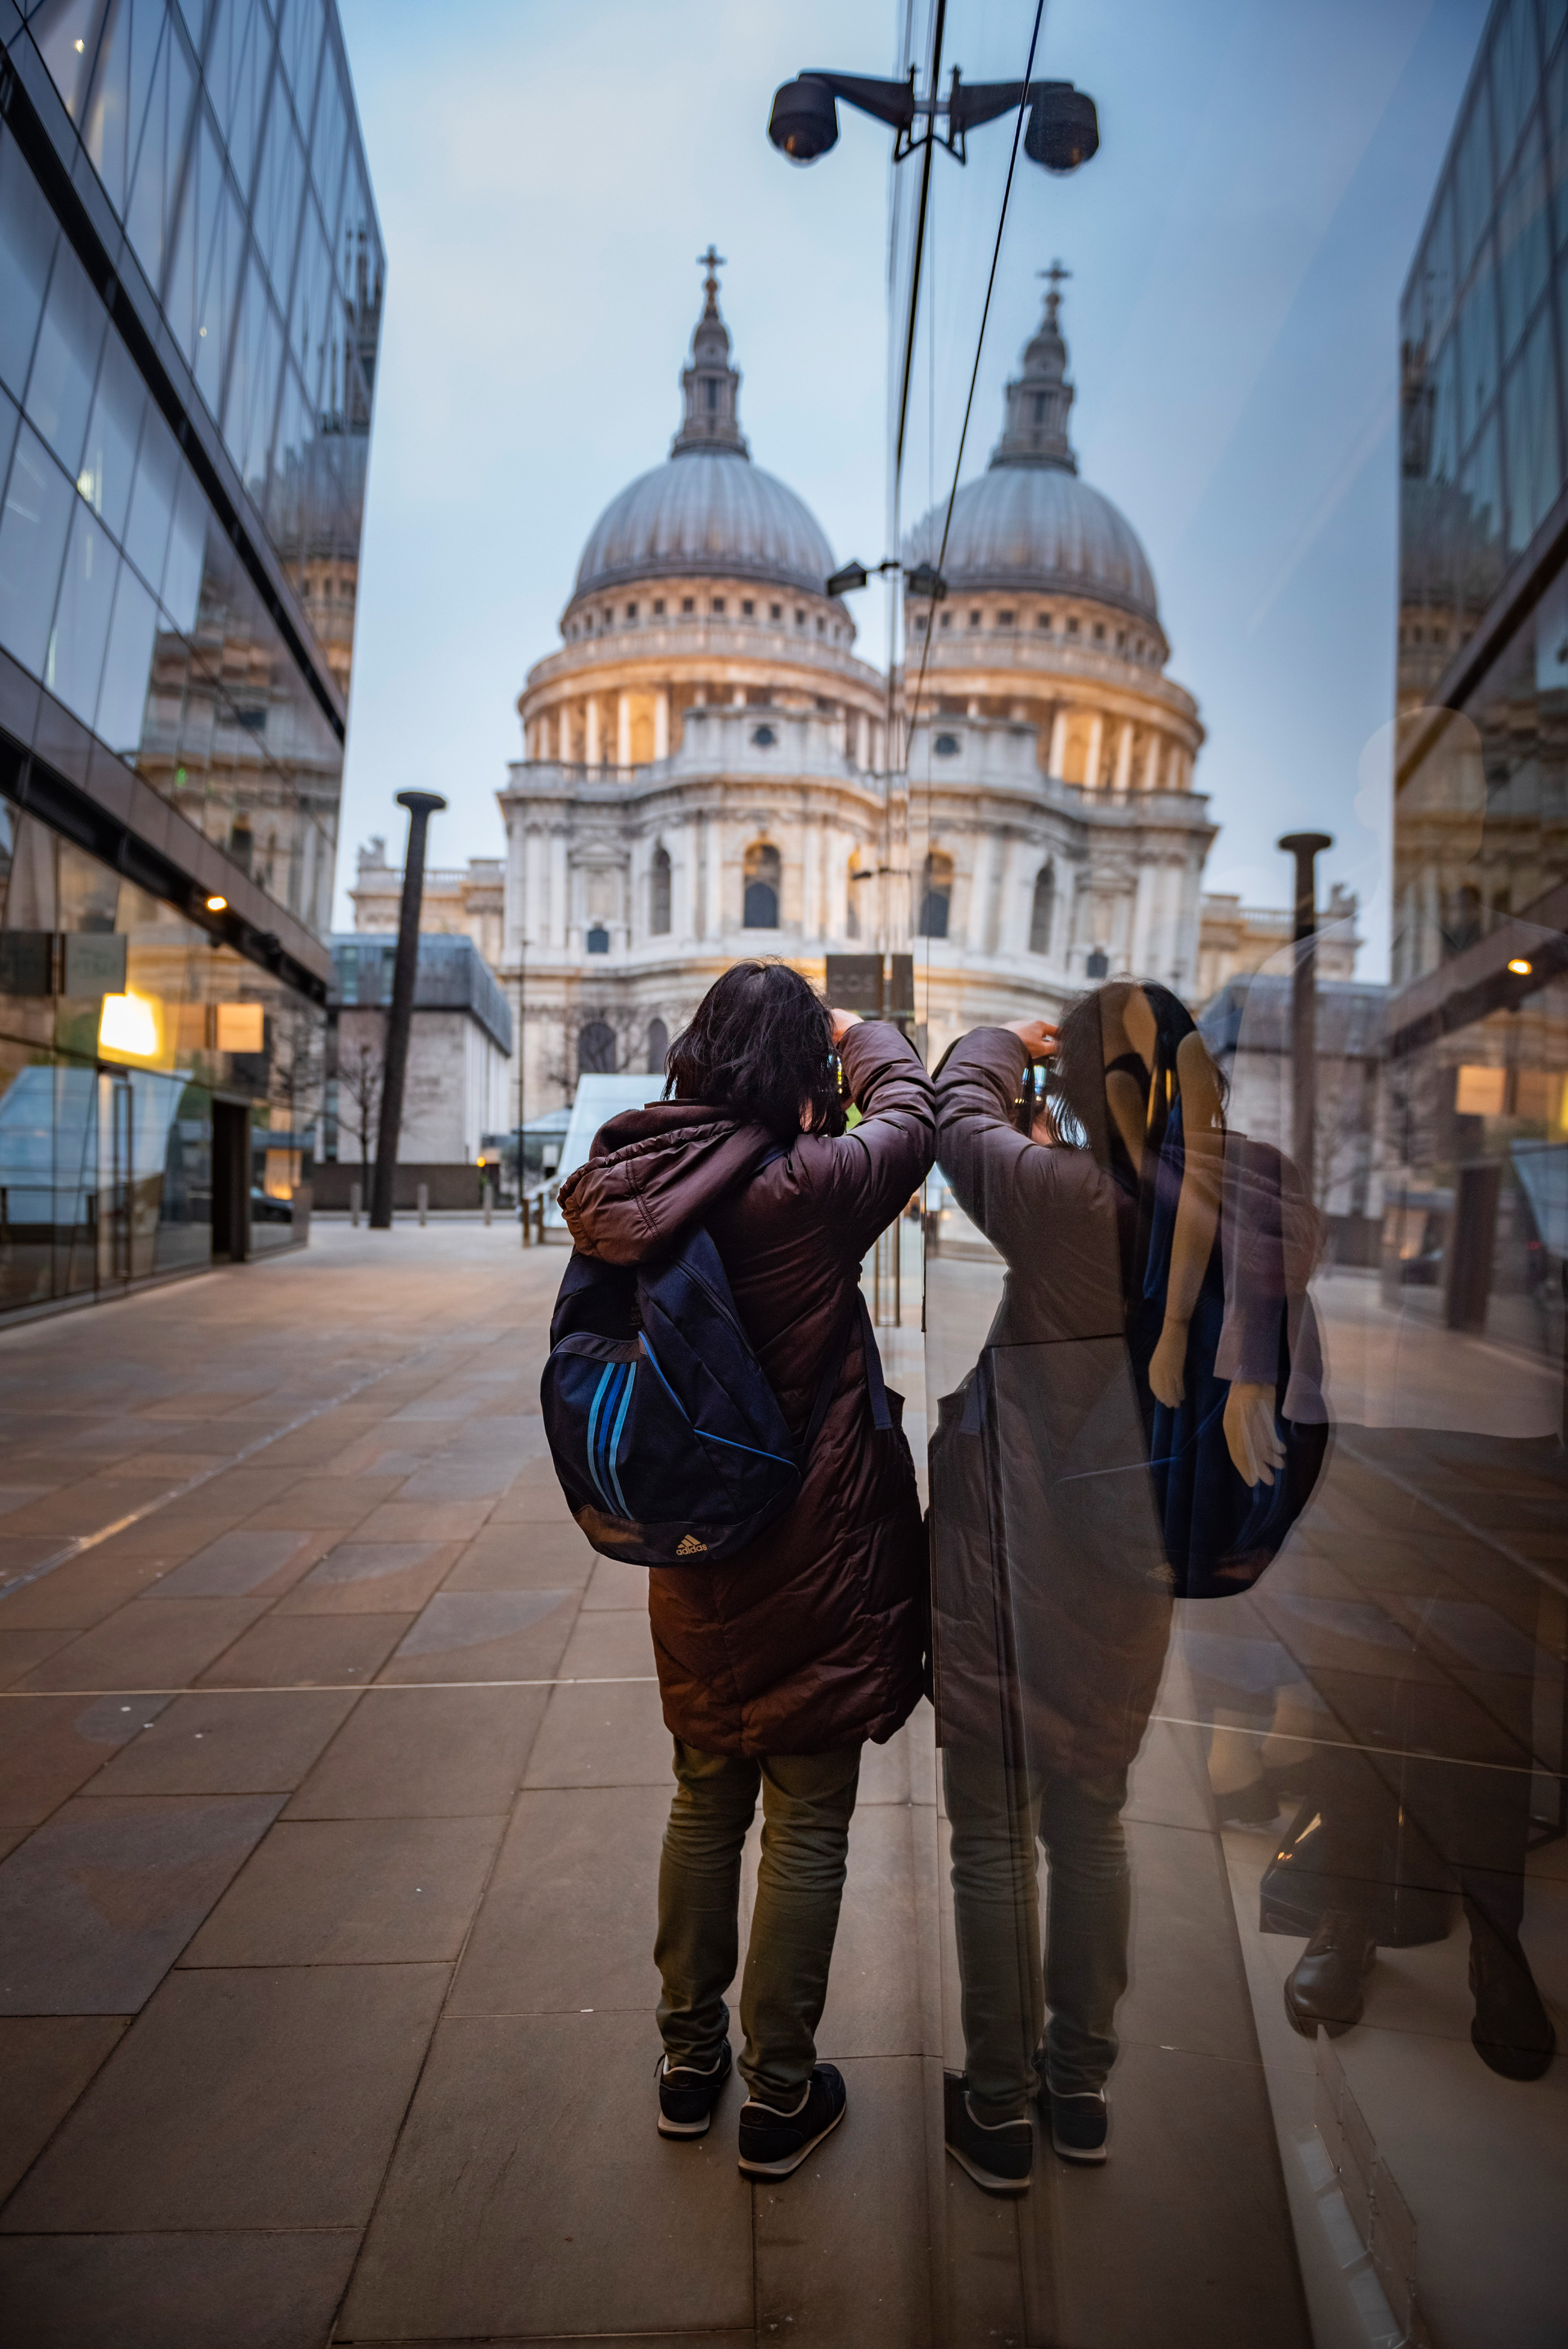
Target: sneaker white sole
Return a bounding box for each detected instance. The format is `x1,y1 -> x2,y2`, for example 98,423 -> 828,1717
657,2109 -> 715,2138
736,2098 -> 846,2179
944,2138 -> 1031,2195
1048,2092 -> 1108,2164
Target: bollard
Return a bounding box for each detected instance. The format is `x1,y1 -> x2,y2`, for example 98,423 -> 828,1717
483,1180 -> 493,1227
350,1181 -> 361,1228
417,1182 -> 428,1227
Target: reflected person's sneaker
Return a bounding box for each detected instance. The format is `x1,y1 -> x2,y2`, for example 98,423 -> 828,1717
656,2039 -> 732,2137
1048,2088 -> 1109,2164
1283,1907 -> 1376,2038
942,2070 -> 1033,2194
736,2063 -> 846,2178
1468,1921 -> 1557,2083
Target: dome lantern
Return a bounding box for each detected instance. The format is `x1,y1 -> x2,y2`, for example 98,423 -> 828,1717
991,260 -> 1077,472
670,246 -> 749,459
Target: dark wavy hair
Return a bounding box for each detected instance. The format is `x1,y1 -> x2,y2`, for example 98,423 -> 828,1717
665,961 -> 845,1140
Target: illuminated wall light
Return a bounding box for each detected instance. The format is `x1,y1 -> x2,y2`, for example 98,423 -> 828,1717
206,894 -> 228,912
99,991 -> 160,1058
1508,957 -> 1533,975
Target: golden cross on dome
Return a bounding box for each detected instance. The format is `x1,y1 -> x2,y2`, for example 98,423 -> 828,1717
1037,258 -> 1071,325
697,244 -> 726,307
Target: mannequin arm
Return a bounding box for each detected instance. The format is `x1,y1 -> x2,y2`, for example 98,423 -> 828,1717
1148,1033 -> 1225,1407
1223,1380 -> 1285,1487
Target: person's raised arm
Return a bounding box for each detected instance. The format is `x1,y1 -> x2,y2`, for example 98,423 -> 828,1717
934,1022 -> 1059,1261
806,1013 -> 936,1257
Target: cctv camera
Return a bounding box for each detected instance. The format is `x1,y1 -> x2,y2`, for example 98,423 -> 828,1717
1025,85 -> 1099,172
768,76 -> 839,163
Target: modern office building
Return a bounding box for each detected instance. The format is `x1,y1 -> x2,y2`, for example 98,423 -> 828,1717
0,0 -> 381,1320
1392,0 -> 1568,1332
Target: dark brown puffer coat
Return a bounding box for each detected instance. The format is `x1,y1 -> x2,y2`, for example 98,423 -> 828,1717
558,1020 -> 935,1757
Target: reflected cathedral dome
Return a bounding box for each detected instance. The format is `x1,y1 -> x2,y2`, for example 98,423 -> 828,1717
571,250 -> 836,607
906,264 -> 1161,637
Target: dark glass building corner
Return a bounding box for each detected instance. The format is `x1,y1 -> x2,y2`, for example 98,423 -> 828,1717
0,0 -> 383,1319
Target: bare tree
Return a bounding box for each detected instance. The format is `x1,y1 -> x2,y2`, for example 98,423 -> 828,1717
334,1025 -> 384,1195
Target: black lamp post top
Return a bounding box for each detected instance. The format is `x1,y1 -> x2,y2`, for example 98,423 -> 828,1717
397,791 -> 448,816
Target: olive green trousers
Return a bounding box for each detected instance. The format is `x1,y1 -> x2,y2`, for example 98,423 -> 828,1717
654,1737 -> 861,2107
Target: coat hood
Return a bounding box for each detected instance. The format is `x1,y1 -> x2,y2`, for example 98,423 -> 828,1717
558,1101 -> 774,1266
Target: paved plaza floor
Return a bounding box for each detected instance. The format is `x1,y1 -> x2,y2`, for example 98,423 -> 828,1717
0,1222 -> 1322,2346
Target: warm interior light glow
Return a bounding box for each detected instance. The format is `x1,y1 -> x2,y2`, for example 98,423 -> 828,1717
99,991 -> 159,1058
206,893 -> 228,912
1508,957 -> 1533,974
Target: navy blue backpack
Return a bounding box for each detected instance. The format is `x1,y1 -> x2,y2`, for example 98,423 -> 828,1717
541,1144 -> 890,1566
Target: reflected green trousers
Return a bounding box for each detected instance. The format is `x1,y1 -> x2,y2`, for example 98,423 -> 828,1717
944,1747 -> 1131,2118
655,1737 -> 861,2107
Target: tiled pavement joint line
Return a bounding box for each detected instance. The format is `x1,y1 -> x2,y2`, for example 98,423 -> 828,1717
0,1674 -> 1550,1790
0,1676 -> 662,1696
1336,1435 -> 1568,1602
0,1687 -> 1551,1782
0,1344 -> 443,1600
1135,1713 -> 1563,1782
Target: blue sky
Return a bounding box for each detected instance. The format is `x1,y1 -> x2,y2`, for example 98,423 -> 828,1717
333,0 -> 1491,973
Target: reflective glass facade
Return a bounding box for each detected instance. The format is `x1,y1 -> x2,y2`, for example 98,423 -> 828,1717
0,0 -> 379,1314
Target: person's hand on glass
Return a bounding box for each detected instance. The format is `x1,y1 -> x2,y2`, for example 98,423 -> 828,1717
1006,1018 -> 1058,1058
1223,1381 -> 1285,1488
1149,1315 -> 1189,1408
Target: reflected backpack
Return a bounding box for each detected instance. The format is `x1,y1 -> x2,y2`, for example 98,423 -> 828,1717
541,1144 -> 890,1567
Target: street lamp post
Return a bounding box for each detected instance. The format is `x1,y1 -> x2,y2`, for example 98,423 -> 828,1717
1277,830 -> 1333,1201
370,790 -> 447,1230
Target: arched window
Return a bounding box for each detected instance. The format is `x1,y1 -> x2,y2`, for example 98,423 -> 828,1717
647,1017 -> 669,1076
578,1021 -> 615,1075
917,851 -> 953,940
1029,864 -> 1056,957
650,846 -> 671,936
743,843 -> 781,929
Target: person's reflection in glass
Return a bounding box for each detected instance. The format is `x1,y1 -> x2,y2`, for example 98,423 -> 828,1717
930,983 -> 1327,2194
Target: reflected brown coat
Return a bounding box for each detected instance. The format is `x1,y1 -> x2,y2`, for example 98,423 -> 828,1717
932,1027 -> 1173,1779
559,1021 -> 934,1757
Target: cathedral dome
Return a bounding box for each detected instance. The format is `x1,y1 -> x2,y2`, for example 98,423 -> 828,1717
573,453 -> 834,602
570,249 -> 835,608
905,264 -> 1161,632
913,467 -> 1160,626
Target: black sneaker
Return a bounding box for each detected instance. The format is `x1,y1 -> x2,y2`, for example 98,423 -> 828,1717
736,2063 -> 847,2178
1049,2087 -> 1109,2164
943,2070 -> 1033,2195
656,2040 -> 732,2138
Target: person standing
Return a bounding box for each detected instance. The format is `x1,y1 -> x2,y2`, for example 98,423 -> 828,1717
558,961 -> 934,2178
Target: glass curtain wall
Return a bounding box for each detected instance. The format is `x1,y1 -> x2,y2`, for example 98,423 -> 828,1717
893,2 -> 1568,2343
0,785 -> 322,1312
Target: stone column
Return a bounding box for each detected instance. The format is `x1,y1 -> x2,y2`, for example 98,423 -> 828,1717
585,698 -> 601,766
706,820 -> 724,940
1086,712 -> 1105,790
616,693 -> 631,766
1113,720 -> 1133,794
654,689 -> 670,760
732,685 -> 746,707
856,712 -> 870,769
1047,708 -> 1067,777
